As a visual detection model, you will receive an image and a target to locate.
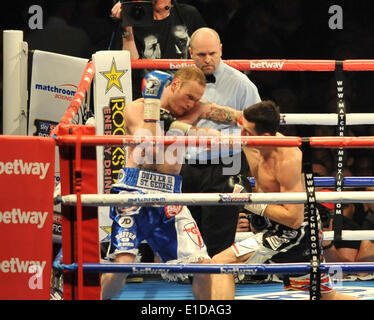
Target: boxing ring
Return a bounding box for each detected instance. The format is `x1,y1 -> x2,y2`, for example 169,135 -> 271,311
45,58 -> 374,300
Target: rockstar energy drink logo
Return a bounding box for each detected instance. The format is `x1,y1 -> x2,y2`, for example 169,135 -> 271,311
103,97 -> 127,193
100,58 -> 127,94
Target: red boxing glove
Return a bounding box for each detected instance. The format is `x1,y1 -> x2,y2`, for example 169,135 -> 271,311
237,114 -> 244,126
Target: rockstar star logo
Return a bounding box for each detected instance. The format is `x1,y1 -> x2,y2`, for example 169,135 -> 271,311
100,58 -> 127,94
100,226 -> 112,242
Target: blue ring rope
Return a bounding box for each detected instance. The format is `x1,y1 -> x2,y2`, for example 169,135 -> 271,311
56,262 -> 374,275
249,177 -> 374,187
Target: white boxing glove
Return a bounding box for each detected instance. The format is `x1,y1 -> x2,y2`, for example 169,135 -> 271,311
244,203 -> 267,216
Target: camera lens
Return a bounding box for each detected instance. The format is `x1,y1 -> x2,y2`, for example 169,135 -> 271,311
130,4 -> 145,21
317,205 -> 331,228
250,215 -> 270,231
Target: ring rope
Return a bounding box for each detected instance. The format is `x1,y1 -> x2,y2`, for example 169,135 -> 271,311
280,113 -> 374,125
60,191 -> 374,207
55,262 -> 374,275
130,59 -> 374,71
249,176 -> 374,187
235,230 -> 374,242
56,135 -> 374,148
54,60 -> 374,300
307,177 -> 374,187
50,61 -> 95,137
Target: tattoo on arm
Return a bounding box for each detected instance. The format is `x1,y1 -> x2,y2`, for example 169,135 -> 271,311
200,99 -> 237,124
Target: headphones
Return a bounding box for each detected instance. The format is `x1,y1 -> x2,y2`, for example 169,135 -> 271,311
165,0 -> 176,10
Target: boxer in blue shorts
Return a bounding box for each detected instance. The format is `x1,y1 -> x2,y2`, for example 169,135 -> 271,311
101,66 -> 244,300
108,167 -> 208,266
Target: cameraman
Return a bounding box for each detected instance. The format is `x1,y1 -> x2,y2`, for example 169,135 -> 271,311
112,1 -> 205,59
321,188 -> 374,280
235,208 -> 273,284
237,209 -> 272,234
318,197 -> 362,263
111,0 -> 206,99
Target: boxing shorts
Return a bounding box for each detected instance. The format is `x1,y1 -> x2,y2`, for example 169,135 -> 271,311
231,206 -> 333,293
107,167 -> 210,266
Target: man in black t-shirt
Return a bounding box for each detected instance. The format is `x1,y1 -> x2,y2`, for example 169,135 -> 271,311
111,0 -> 206,97
132,5 -> 204,59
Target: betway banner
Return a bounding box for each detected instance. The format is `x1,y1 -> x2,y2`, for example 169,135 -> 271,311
92,51 -> 132,242
28,50 -> 88,237
0,136 -> 55,299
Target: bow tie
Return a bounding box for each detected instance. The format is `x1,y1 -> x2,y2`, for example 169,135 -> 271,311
205,74 -> 216,83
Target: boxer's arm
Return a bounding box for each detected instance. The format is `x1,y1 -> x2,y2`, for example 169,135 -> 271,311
161,108 -> 221,136
261,153 -> 305,229
142,70 -> 173,136
123,99 -> 145,134
197,99 -> 243,124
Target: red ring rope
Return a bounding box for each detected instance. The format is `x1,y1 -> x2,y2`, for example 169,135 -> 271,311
50,59 -> 374,139
50,61 -> 95,137
130,59 -> 374,71
55,134 -> 374,148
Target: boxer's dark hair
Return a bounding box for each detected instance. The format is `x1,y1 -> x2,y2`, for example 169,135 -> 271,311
243,100 -> 280,135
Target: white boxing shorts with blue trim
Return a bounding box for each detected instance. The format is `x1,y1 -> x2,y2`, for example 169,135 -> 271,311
107,167 -> 210,265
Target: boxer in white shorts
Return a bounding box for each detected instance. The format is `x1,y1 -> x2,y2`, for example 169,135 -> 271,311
210,100 -> 357,300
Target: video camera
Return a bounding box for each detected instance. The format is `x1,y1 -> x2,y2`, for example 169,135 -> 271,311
242,208 -> 272,232
120,0 -> 154,26
317,204 -> 335,228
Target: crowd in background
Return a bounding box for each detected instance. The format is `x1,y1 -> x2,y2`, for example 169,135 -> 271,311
1,0 -> 374,281
1,0 -> 374,157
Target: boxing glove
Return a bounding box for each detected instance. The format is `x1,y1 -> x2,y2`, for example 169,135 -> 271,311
142,71 -> 173,122
237,114 -> 244,126
227,173 -> 253,193
160,108 -> 177,132
228,174 -> 267,216
160,108 -> 192,135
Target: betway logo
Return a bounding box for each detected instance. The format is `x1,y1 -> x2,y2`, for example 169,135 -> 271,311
0,257 -> 46,273
0,208 -> 49,229
250,61 -> 285,69
0,159 -> 50,180
169,62 -> 193,69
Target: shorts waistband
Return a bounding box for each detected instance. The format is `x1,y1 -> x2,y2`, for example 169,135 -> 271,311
113,167 -> 182,193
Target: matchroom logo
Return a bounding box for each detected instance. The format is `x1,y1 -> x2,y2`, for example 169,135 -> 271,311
34,83 -> 77,101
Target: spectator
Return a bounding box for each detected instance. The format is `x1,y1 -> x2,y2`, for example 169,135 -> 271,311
313,160 -> 331,178
312,148 -> 335,175
111,0 -> 206,99
112,0 -> 205,59
320,201 -> 362,263
351,152 -> 374,177
76,0 -> 114,52
319,194 -> 374,280
354,186 -> 374,278
25,0 -> 92,59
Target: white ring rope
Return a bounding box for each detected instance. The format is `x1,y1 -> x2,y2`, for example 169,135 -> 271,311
280,113 -> 374,125
79,113 -> 374,126
235,230 -> 374,242
61,192 -> 374,241
61,191 -> 374,206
